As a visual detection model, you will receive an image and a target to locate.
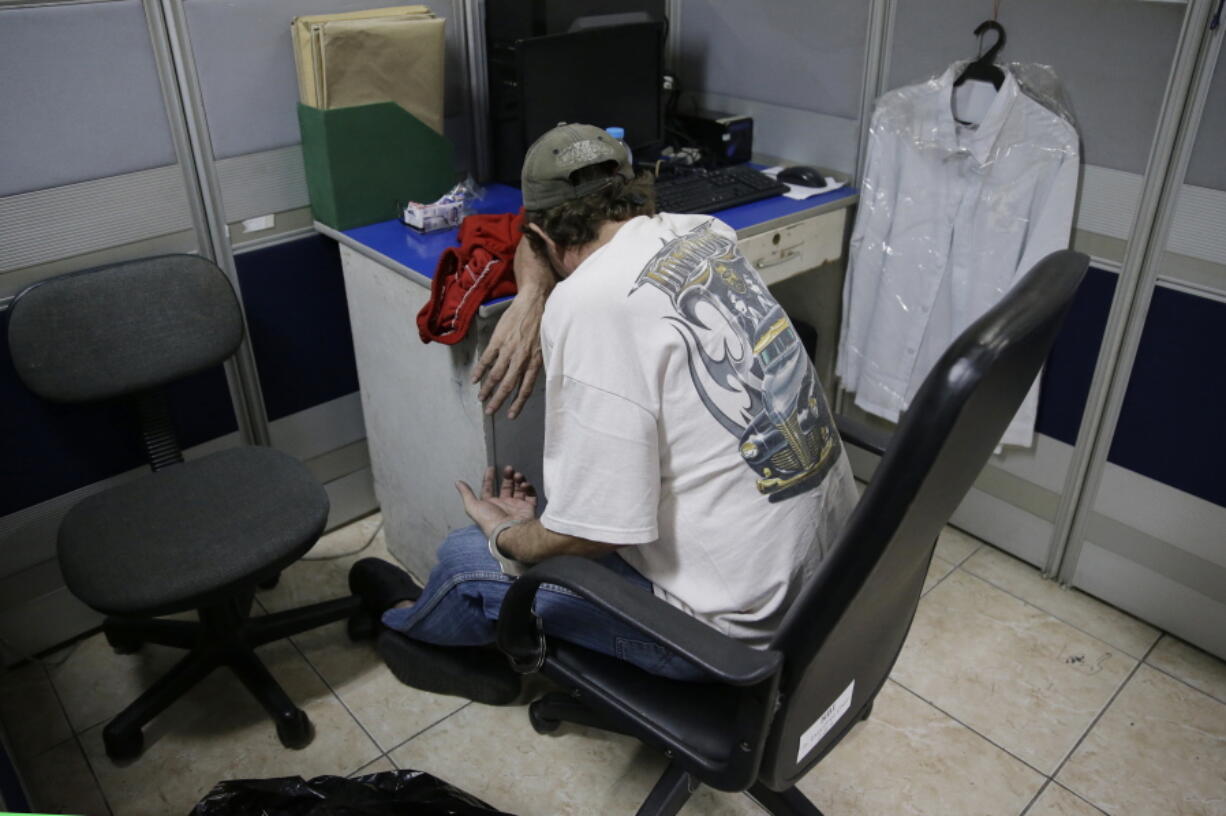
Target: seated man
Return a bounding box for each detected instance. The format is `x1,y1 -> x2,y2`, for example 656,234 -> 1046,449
349,123 -> 857,699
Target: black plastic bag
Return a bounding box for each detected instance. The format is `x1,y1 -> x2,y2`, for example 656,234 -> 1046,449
190,769 -> 516,816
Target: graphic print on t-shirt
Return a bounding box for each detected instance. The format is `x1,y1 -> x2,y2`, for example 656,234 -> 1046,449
630,221 -> 841,501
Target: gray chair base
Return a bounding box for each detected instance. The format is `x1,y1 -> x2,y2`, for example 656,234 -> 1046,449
100,592 -> 364,760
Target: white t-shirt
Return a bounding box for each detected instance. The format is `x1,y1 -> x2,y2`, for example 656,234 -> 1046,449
539,213 -> 857,646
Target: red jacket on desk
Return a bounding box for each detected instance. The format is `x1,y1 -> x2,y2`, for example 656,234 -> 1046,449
416,210 -> 524,344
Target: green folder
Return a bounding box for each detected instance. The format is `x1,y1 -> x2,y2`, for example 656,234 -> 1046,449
298,101 -> 455,230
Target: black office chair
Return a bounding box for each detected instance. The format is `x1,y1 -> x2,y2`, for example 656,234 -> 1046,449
7,255 -> 365,761
494,250 -> 1090,815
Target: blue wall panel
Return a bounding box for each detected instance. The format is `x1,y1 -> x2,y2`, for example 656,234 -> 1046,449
0,309 -> 237,517
0,739 -> 29,813
1033,267 -> 1225,509
1107,286 -> 1226,508
235,234 -> 359,422
1034,266 -> 1116,446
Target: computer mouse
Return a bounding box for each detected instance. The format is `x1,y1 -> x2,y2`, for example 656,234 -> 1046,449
777,165 -> 828,188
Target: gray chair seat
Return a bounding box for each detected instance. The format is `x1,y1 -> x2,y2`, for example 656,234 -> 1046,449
59,446 -> 329,616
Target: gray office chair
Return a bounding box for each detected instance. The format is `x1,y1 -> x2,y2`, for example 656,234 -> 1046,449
495,250 -> 1090,815
7,255 -> 365,761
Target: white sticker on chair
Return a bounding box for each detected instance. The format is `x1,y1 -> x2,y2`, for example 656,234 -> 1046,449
797,679 -> 855,763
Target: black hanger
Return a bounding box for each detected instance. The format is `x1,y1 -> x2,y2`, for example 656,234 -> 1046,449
954,20 -> 1006,89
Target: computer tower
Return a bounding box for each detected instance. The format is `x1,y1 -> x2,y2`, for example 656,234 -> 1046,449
486,0 -> 665,45
486,0 -> 667,186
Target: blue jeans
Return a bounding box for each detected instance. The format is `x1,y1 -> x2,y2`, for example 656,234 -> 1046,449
382,525 -> 707,682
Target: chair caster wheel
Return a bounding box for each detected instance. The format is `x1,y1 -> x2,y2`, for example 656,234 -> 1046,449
861,702 -> 874,722
105,629 -> 143,655
528,702 -> 560,735
102,724 -> 143,761
275,709 -> 314,750
347,612 -> 377,642
258,572 -> 281,590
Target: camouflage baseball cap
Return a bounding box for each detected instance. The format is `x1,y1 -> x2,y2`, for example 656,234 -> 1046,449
521,123 -> 634,211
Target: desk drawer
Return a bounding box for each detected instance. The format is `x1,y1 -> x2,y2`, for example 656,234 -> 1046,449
738,209 -> 846,286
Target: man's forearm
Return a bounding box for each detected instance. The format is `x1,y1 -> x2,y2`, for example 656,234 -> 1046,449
514,273 -> 553,299
498,519 -> 618,564
513,241 -> 558,295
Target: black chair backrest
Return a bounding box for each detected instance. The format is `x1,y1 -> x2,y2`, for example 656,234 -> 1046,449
757,250 -> 1089,790
7,255 -> 242,404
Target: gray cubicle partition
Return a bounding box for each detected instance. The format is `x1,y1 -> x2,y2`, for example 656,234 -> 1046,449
0,0 -> 180,197
677,0 -> 870,174
0,0 -> 198,285
887,0 -> 1182,176
671,0 -> 871,388
1067,36 -> 1226,659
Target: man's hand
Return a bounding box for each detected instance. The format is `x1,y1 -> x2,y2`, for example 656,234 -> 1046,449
458,466 -> 620,564
473,239 -> 554,419
455,465 -> 537,538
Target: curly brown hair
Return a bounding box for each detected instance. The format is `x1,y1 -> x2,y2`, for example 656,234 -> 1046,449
523,162 -> 657,257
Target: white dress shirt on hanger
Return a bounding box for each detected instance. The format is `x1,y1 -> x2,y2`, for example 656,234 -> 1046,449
837,64 -> 1079,447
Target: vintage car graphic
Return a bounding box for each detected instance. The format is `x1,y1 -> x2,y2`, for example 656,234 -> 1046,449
631,221 -> 839,500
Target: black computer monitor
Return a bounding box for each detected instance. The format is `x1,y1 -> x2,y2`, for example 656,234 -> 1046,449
486,0 -> 665,42
515,21 -> 665,156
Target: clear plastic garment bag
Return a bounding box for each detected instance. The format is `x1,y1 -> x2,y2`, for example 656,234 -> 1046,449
838,59 -> 1080,448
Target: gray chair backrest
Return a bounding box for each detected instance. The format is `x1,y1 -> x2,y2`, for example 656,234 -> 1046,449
8,255 -> 243,403
756,250 -> 1089,790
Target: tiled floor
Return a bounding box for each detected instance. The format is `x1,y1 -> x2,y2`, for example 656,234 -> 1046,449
4,514 -> 1225,816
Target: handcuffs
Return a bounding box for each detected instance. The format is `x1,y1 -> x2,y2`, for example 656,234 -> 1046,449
487,518 -> 531,577
487,517 -> 545,673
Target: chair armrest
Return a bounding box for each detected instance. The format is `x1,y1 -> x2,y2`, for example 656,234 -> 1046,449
835,414 -> 891,458
496,555 -> 782,686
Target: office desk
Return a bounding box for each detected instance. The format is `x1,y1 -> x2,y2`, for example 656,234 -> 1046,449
316,182 -> 857,578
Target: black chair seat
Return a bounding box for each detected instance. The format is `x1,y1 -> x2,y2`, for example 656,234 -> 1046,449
59,446 -> 328,616
546,641 -> 743,766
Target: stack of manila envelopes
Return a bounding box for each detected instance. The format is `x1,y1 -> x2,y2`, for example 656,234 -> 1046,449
291,5 -> 445,134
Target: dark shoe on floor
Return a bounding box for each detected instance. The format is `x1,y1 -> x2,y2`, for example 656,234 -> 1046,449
376,630 -> 522,706
348,557 -> 422,616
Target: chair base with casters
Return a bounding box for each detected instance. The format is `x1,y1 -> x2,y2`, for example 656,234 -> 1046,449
49,443 -> 373,762
100,592 -> 364,760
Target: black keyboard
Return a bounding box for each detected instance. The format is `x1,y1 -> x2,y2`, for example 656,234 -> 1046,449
652,165 -> 790,214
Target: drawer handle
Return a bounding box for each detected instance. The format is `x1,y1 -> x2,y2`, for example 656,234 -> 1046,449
755,248 -> 800,269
